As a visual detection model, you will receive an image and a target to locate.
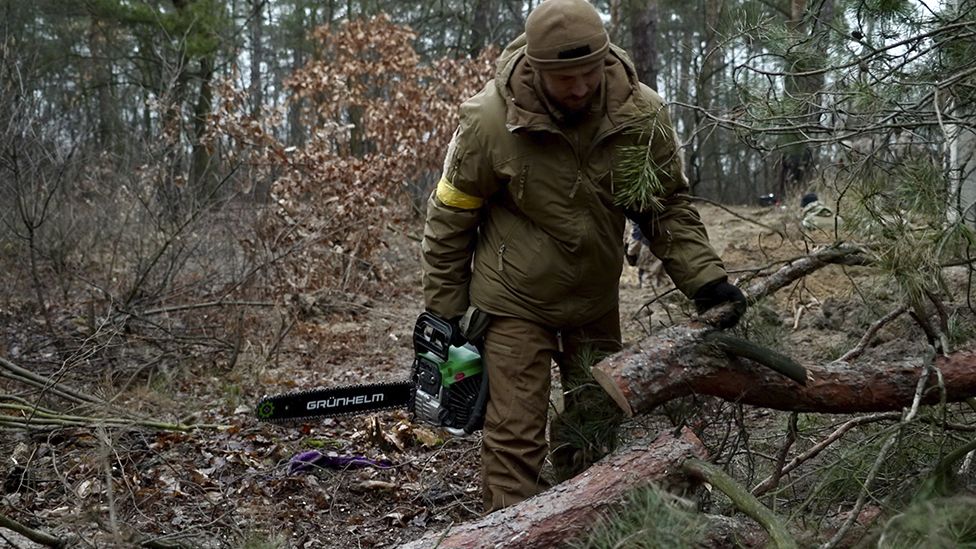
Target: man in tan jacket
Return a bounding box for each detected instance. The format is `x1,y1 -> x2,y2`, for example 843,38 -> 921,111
421,0 -> 746,512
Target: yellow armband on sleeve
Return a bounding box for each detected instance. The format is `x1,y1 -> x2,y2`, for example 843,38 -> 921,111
435,177 -> 483,210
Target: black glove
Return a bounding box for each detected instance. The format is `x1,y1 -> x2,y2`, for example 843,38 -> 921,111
693,279 -> 747,329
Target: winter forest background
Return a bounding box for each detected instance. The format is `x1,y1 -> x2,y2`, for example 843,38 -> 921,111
4,0 -> 976,547
4,0 -> 976,306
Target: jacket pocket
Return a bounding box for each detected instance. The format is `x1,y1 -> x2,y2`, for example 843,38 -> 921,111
493,217 -> 580,302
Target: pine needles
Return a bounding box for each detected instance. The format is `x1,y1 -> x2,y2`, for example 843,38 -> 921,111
874,496 -> 976,548
569,485 -> 707,549
549,344 -> 625,483
613,116 -> 670,214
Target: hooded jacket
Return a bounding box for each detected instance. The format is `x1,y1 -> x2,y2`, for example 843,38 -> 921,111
421,36 -> 728,328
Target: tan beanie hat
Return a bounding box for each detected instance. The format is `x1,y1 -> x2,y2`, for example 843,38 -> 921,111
525,0 -> 609,70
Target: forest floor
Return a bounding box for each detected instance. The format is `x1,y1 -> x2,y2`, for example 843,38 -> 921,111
2,201 -> 973,548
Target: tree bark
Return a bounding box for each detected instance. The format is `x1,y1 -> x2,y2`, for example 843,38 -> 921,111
627,0 -> 659,91
593,329 -> 976,416
189,54 -> 216,200
469,0 -> 494,57
249,0 -> 265,118
398,428 -> 707,549
591,243 -> 976,417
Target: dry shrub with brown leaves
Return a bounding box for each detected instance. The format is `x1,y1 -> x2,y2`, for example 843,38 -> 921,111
212,14 -> 496,297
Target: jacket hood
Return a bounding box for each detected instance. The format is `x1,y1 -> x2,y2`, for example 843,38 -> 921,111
493,34 -> 653,132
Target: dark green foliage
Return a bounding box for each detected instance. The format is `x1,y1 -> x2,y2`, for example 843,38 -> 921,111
549,381 -> 624,483
85,0 -> 231,57
549,345 -> 625,483
858,0 -> 916,20
791,419 -> 973,526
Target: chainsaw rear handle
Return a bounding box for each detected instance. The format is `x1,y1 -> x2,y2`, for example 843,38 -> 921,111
414,312 -> 455,361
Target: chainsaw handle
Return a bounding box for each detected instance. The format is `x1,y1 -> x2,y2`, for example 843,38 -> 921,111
414,312 -> 455,361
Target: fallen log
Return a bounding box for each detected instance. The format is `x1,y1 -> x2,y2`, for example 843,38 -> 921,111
593,326 -> 976,416
592,243 -> 976,415
398,428 -> 707,549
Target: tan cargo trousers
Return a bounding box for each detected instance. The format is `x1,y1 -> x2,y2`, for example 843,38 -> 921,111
480,306 -> 622,512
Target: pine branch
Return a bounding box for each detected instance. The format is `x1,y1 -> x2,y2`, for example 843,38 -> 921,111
682,458 -> 798,549
613,116 -> 667,213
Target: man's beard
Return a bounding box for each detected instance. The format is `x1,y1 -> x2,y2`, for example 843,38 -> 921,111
555,96 -> 595,126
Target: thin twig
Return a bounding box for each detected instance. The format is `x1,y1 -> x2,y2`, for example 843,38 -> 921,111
0,356 -> 105,406
821,360 -> 934,549
0,403 -> 222,431
766,413 -> 798,508
834,305 -> 908,363
752,412 -> 901,496
140,300 -> 275,316
0,512 -> 69,548
687,194 -> 788,238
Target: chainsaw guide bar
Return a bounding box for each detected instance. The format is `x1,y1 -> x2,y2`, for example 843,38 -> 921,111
255,381 -> 414,423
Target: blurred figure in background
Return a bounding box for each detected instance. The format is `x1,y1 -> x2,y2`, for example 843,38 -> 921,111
625,220 -> 666,289
800,192 -> 842,234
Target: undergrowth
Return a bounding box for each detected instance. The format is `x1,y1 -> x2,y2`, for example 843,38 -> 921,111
569,485 -> 707,549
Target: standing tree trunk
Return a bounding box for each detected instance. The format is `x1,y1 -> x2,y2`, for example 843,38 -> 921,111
779,0 -> 833,199
627,0 -> 659,91
689,0 -> 725,196
948,1 -> 976,228
189,54 -> 217,201
88,18 -> 119,148
949,117 -> 976,227
469,0 -> 494,57
249,0 -> 265,118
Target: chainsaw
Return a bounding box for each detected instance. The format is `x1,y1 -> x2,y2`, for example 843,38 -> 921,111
254,312 -> 488,436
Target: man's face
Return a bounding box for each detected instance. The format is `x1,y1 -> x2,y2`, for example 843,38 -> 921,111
538,61 -> 604,116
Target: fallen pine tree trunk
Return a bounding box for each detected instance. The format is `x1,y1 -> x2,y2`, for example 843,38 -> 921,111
591,331 -> 976,415
592,243 -> 976,415
398,428 -> 707,549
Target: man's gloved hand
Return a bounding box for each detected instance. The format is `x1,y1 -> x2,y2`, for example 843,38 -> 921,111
693,279 -> 747,329
448,307 -> 491,347
458,306 -> 490,345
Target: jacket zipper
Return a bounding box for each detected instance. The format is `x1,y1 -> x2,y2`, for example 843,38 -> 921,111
497,243 -> 506,271
569,170 -> 582,199
517,165 -> 528,201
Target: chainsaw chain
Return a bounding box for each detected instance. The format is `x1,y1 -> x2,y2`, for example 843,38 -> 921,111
254,381 -> 415,424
